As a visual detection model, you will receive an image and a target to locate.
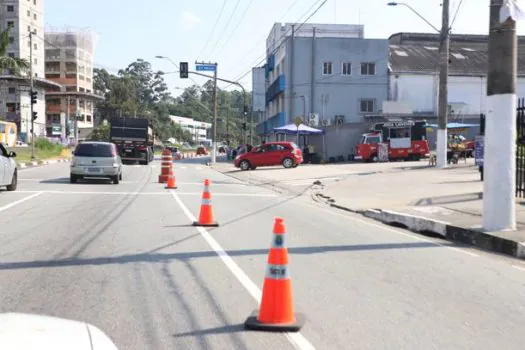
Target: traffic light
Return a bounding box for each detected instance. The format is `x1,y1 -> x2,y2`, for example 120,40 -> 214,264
32,111 -> 37,121
179,62 -> 188,79
243,105 -> 248,117
242,122 -> 247,130
30,90 -> 37,104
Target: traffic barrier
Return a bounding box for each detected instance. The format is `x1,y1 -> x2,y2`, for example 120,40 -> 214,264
165,173 -> 177,189
244,218 -> 305,332
193,179 -> 219,227
158,148 -> 173,183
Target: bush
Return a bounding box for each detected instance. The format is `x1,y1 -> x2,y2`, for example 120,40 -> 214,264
33,137 -> 64,152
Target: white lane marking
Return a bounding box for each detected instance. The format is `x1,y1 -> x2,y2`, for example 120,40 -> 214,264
18,179 -> 137,184
512,265 -> 525,272
181,166 -> 188,169
297,200 -> 480,258
195,166 -> 203,170
175,182 -> 249,186
0,192 -> 43,213
170,190 -> 315,350
14,190 -> 277,197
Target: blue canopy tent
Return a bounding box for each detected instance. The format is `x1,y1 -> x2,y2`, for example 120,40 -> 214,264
425,122 -> 479,128
271,123 -> 326,159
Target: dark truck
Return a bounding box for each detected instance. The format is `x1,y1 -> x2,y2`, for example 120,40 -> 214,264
109,117 -> 154,165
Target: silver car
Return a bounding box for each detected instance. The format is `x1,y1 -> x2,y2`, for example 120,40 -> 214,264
70,142 -> 123,184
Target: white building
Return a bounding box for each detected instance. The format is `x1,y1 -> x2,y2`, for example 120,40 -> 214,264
387,32 -> 525,120
169,115 -> 211,142
0,0 -> 59,140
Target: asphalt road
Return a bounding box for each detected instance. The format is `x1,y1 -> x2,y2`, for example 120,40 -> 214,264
1,157 -> 525,349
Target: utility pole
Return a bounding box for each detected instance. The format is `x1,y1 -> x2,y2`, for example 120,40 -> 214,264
483,0 -> 518,231
436,0 -> 450,168
66,95 -> 70,143
195,61 -> 219,164
29,30 -> 35,160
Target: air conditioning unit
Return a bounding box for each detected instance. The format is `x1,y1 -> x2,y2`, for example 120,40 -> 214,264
308,113 -> 319,127
321,118 -> 331,126
335,115 -> 345,125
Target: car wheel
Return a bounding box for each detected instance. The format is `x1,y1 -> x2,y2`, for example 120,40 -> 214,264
6,169 -> 17,191
240,160 -> 251,171
282,157 -> 294,168
112,175 -> 120,184
292,163 -> 298,168
70,174 -> 77,184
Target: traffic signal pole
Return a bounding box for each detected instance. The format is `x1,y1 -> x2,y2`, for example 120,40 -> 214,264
29,30 -> 35,160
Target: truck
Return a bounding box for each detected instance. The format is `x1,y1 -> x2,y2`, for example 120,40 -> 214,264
354,120 -> 429,162
109,117 -> 154,165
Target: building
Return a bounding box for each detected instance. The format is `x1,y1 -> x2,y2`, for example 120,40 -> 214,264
169,115 -> 212,142
252,66 -> 265,136
387,32 -> 525,145
0,0 -> 60,141
44,28 -> 103,140
255,23 -> 389,158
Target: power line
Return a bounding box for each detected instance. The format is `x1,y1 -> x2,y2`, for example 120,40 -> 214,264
207,0 -> 242,57
196,0 -> 228,60
451,0 -> 464,29
213,0 -> 255,57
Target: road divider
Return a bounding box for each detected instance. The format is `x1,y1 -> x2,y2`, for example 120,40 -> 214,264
158,149 -> 173,184
245,217 -> 305,332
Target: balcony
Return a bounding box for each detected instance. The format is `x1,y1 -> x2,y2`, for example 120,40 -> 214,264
266,75 -> 285,103
268,112 -> 285,130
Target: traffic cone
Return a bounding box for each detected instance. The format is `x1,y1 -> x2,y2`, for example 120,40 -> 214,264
244,218 -> 305,332
165,173 -> 177,189
193,179 -> 219,227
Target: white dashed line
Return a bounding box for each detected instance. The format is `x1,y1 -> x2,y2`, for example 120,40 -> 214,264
0,192 -> 43,213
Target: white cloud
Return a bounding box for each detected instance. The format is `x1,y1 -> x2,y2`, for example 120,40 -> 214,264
180,11 -> 201,28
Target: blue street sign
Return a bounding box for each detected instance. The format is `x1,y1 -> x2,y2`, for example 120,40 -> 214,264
196,64 -> 216,72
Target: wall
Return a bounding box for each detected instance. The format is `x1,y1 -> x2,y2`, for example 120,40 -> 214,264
391,73 -> 525,115
251,67 -> 265,117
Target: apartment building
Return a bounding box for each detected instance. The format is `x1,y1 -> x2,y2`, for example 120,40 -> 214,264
0,0 -> 59,140
255,23 -> 389,157
169,115 -> 211,142
44,28 -> 102,139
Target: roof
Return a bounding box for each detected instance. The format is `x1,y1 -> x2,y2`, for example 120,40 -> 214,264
389,44 -> 525,75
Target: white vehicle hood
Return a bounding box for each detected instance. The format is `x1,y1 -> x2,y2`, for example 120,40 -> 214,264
0,313 -> 118,350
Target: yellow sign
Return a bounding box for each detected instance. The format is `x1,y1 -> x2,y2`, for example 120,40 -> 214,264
294,117 -> 302,127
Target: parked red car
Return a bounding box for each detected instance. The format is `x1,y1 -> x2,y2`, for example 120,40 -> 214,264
234,142 -> 303,170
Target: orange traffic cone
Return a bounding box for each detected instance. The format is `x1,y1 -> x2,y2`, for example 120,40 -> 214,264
165,173 -> 177,189
244,218 -> 305,332
193,179 -> 219,227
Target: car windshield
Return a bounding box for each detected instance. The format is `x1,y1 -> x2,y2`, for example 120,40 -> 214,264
75,143 -> 113,157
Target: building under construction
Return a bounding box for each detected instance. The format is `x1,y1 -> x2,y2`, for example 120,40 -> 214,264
44,27 -> 103,140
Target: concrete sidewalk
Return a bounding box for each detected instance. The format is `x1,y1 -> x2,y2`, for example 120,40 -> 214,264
314,159 -> 525,260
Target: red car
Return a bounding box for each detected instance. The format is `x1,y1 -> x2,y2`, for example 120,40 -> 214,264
234,142 -> 303,170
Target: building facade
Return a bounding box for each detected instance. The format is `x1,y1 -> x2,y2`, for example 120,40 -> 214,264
256,23 -> 389,158
252,66 -> 265,131
44,28 -> 99,139
0,0 -> 57,140
169,115 -> 211,142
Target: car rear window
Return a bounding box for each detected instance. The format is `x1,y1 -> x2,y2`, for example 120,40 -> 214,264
75,143 -> 114,157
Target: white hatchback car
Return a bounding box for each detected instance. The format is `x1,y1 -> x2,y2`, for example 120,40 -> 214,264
70,141 -> 123,184
0,143 -> 17,191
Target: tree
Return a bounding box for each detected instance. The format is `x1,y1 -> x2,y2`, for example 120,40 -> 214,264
0,27 -> 29,75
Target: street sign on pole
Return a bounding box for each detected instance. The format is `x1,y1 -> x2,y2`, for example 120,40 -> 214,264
294,116 -> 302,127
196,64 -> 217,72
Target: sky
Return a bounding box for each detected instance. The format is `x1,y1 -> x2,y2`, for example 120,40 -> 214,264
44,0 -> 523,96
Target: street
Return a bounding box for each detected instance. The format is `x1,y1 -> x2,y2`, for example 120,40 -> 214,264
1,159 -> 525,350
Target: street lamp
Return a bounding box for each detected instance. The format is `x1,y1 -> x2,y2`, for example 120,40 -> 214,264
386,2 -> 440,33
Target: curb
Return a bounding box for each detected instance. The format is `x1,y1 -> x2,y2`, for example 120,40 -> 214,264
18,158 -> 70,169
315,192 -> 525,260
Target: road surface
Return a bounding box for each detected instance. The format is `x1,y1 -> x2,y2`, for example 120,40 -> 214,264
1,158 -> 524,349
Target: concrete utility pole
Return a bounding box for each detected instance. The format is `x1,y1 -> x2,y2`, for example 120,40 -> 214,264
436,0 -> 450,168
29,30 -> 35,160
483,0 -> 518,231
195,61 -> 219,164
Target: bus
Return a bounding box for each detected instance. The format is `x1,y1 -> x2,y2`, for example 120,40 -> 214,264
0,121 -> 17,147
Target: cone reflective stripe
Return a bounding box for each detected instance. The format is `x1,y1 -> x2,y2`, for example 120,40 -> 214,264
193,179 -> 219,227
158,148 -> 173,183
244,218 -> 305,332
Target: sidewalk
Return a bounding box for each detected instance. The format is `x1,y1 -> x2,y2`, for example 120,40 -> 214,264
315,159 -> 525,260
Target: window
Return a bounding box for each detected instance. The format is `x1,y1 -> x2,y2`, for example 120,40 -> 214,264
7,5 -> 14,11
34,43 -> 37,49
8,37 -> 14,44
33,13 -> 37,20
7,21 -> 14,28
322,62 -> 333,75
33,29 -> 37,35
361,62 -> 376,75
74,143 -> 115,157
27,25 -> 30,32
342,62 -> 352,76
34,0 -> 36,4
7,53 -> 14,58
27,10 -> 30,16
360,99 -> 375,113
33,58 -> 37,64
8,87 -> 16,94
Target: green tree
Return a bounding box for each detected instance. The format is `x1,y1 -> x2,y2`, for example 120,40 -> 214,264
0,27 -> 29,75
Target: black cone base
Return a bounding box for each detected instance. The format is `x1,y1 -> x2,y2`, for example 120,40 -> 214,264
244,310 -> 306,332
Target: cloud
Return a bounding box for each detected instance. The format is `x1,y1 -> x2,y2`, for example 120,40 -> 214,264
180,11 -> 201,28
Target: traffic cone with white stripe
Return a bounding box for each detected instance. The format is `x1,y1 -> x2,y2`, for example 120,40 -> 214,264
165,171 -> 177,189
193,179 -> 219,227
244,218 -> 305,332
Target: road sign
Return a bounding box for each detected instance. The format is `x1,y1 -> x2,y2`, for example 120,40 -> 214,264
196,64 -> 216,72
294,117 -> 302,127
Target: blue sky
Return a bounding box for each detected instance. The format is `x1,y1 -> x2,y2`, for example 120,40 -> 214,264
44,0 -> 519,95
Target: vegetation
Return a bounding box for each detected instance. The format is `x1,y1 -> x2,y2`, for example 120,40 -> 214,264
92,59 -> 252,145
0,27 -> 29,75
13,138 -> 66,162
